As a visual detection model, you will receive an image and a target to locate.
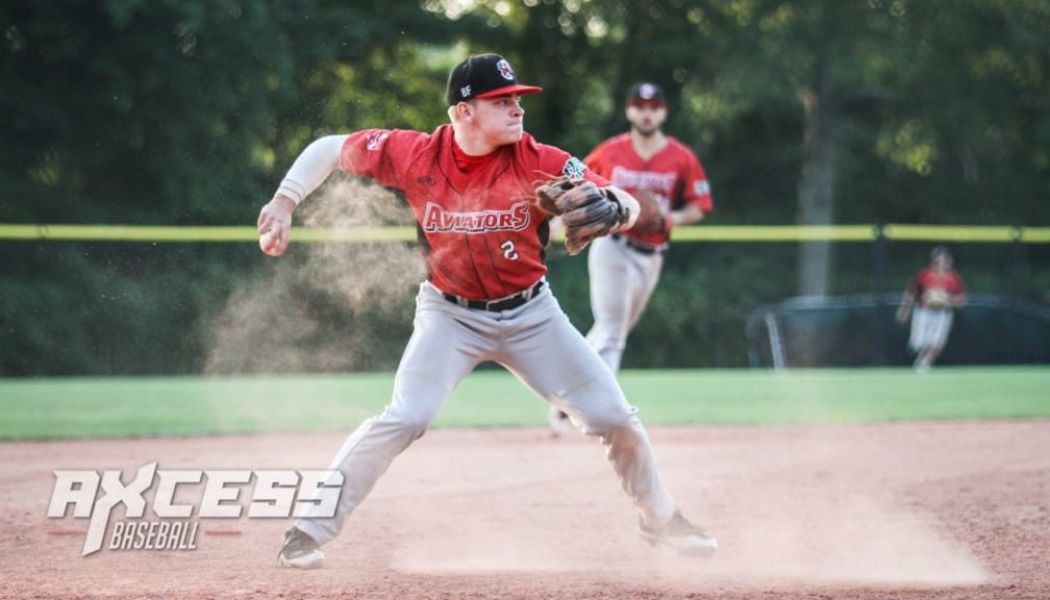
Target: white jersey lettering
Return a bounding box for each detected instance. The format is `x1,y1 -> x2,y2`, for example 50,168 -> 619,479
609,166 -> 677,196
422,201 -> 531,234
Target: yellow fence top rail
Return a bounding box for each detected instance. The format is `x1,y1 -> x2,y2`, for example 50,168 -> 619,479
671,225 -> 877,242
1,223 -> 1048,243
881,224 -> 1020,242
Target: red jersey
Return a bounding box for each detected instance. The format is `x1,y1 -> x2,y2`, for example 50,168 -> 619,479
584,133 -> 712,246
340,124 -> 605,300
909,268 -> 965,307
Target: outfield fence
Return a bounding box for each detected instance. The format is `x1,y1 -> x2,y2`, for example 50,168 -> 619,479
746,294 -> 1050,369
3,222 -> 1048,374
2,223 -> 1050,243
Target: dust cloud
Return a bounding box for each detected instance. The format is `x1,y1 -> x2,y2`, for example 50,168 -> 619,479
204,177 -> 424,374
386,493 -> 989,587
386,427 -> 990,589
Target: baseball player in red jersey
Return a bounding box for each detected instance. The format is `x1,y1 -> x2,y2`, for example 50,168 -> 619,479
896,246 -> 966,371
257,54 -> 717,569
549,83 -> 713,433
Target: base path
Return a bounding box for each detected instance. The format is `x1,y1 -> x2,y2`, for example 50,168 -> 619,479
2,421 -> 1048,599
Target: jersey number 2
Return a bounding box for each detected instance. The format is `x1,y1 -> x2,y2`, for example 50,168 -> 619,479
501,240 -> 519,261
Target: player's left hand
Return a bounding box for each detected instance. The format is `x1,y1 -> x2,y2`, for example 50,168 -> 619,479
534,178 -> 627,255
257,195 -> 296,256
922,289 -> 952,308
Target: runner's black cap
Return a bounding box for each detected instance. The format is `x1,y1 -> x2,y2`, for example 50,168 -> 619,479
627,82 -> 666,105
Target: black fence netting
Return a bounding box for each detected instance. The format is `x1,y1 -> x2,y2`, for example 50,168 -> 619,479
746,294 -> 1050,368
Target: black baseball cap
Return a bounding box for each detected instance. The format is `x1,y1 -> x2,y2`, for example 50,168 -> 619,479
627,82 -> 666,105
446,53 -> 543,106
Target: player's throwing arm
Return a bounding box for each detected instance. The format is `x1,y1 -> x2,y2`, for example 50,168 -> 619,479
257,135 -> 348,257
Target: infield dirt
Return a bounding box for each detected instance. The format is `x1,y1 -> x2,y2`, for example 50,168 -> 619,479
2,421 -> 1048,599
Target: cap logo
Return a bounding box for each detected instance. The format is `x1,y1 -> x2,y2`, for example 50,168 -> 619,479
496,59 -> 515,81
460,85 -> 472,99
639,84 -> 657,99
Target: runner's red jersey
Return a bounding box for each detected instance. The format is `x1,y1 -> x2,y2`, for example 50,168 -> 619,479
340,124 -> 605,300
584,133 -> 712,246
909,268 -> 965,307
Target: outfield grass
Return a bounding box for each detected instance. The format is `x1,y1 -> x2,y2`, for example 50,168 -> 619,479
1,366 -> 1047,441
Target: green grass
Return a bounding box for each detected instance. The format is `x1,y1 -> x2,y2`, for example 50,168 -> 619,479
1,367 -> 1048,441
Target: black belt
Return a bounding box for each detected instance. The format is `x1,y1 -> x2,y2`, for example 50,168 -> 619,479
443,280 -> 545,312
611,234 -> 664,255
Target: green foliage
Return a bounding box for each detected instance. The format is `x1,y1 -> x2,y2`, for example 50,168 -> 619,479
3,1 -> 288,223
0,242 -> 255,375
3,1 -> 1050,375
875,0 -> 1050,225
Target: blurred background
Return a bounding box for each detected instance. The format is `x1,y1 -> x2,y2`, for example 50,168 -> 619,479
2,0 -> 1049,376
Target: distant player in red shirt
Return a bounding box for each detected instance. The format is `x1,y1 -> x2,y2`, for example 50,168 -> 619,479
895,246 -> 967,371
549,82 -> 713,433
257,54 -> 717,569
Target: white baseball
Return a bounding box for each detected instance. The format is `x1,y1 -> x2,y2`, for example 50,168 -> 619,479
259,228 -> 277,253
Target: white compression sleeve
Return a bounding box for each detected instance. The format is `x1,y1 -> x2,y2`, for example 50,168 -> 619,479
274,134 -> 349,206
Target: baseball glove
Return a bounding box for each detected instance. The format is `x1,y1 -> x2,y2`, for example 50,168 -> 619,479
629,189 -> 669,236
535,178 -> 626,255
922,289 -> 953,308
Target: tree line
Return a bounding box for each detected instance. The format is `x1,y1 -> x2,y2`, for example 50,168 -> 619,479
2,0 -> 1048,374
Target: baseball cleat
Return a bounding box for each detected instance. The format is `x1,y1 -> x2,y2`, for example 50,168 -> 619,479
547,406 -> 576,437
277,526 -> 325,569
639,511 -> 718,557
